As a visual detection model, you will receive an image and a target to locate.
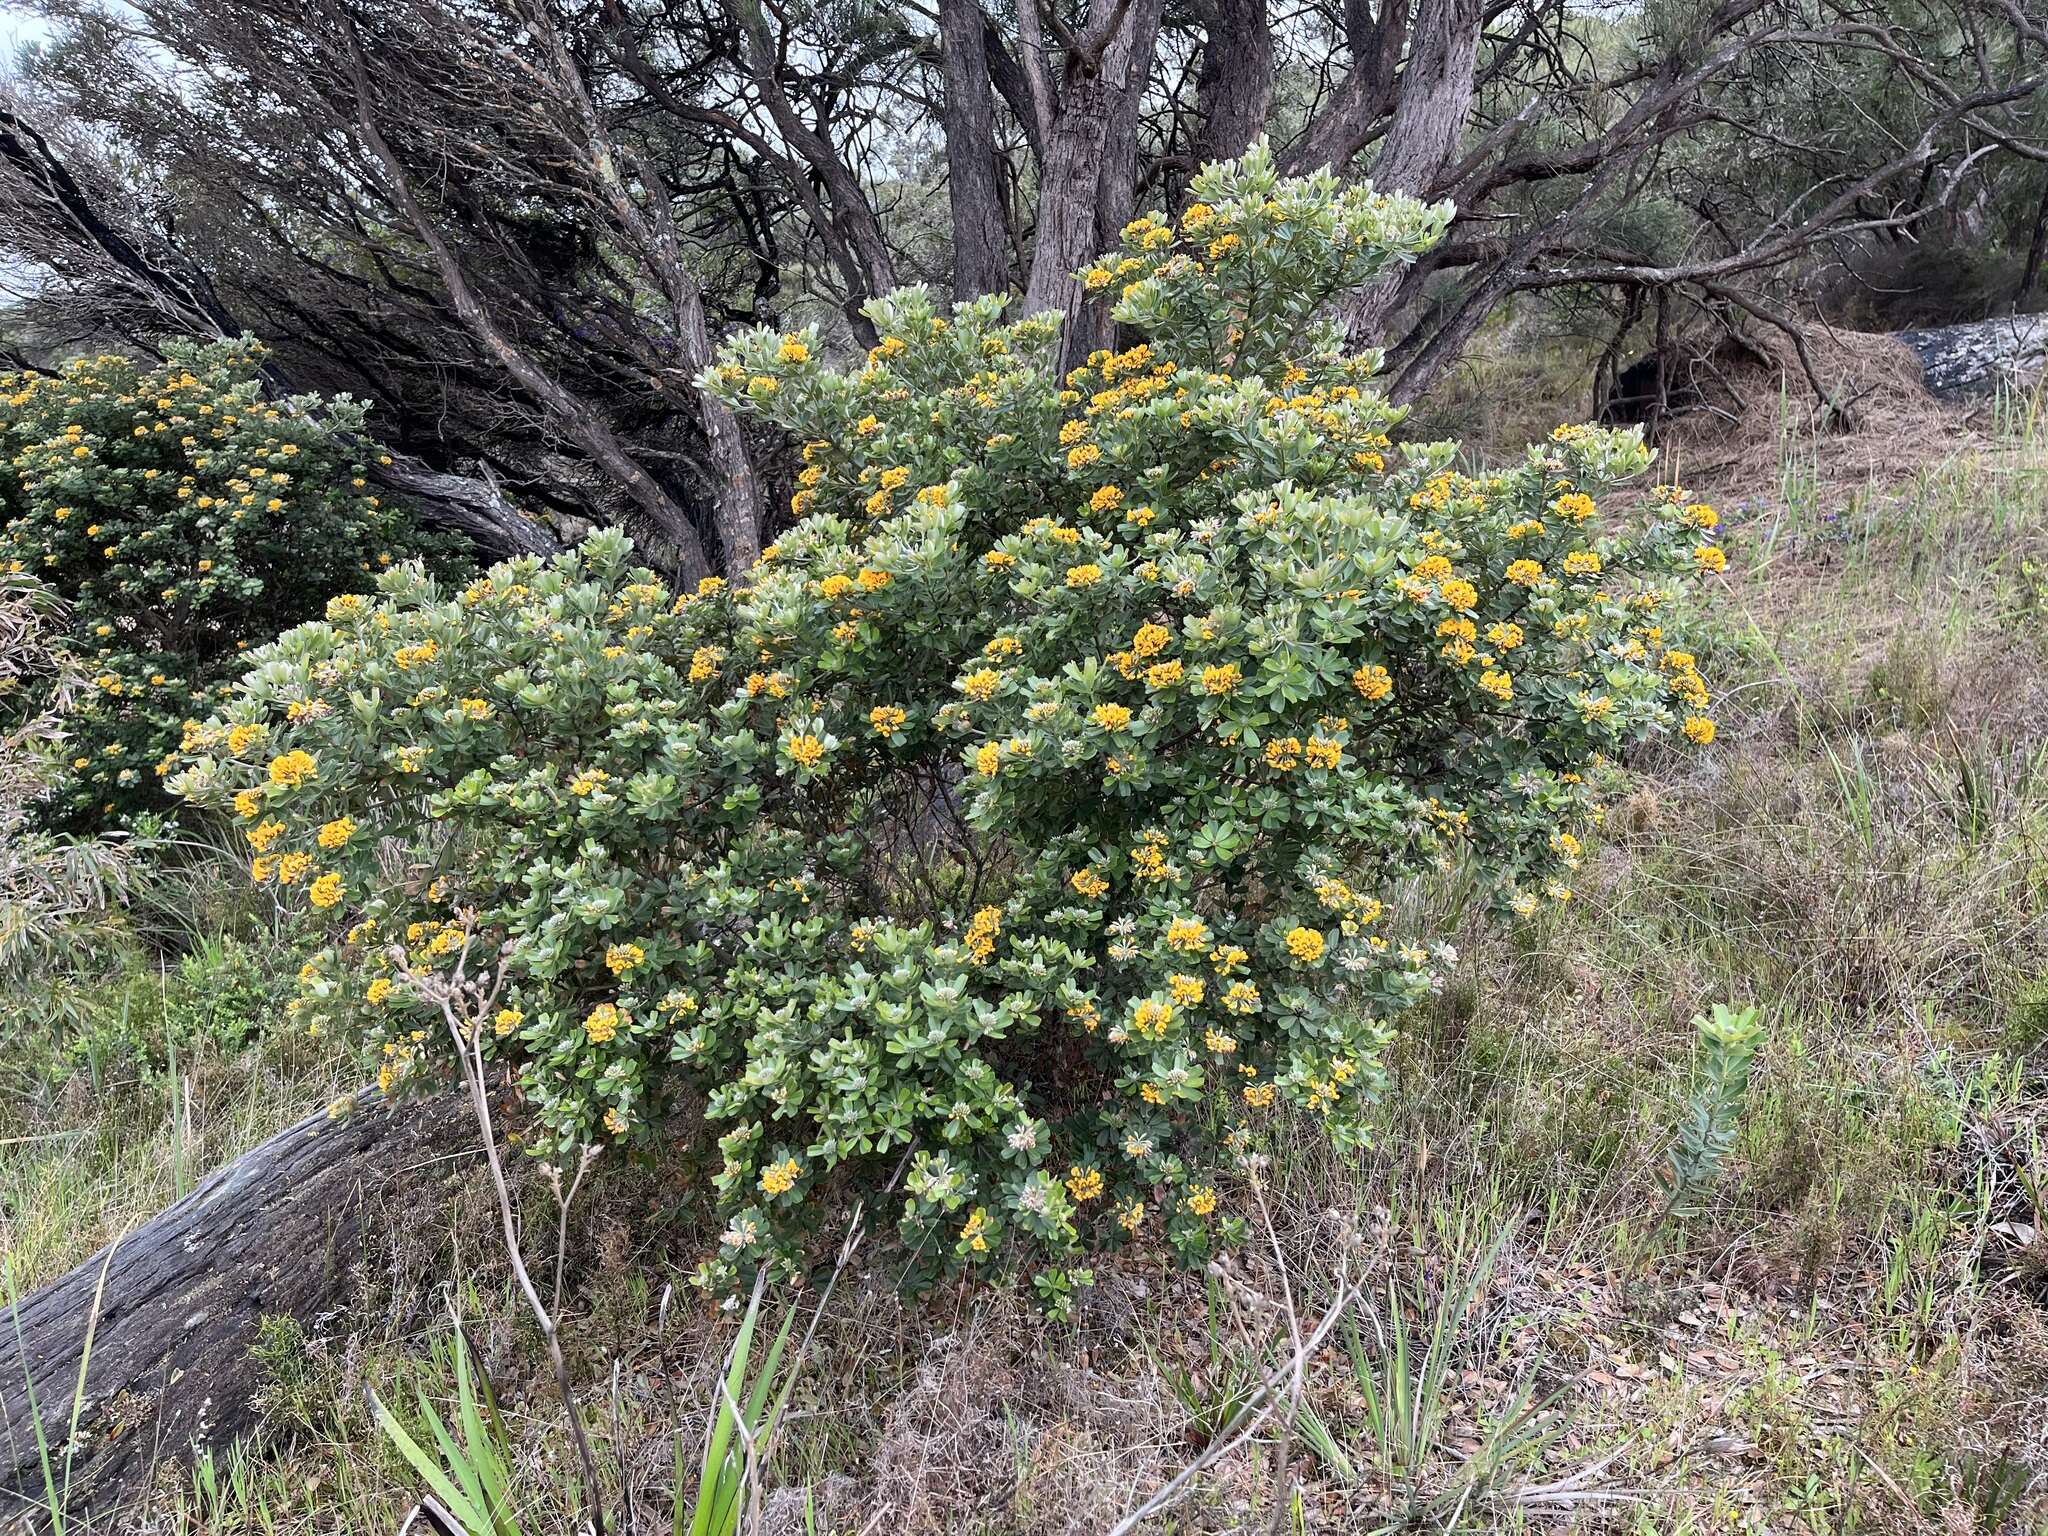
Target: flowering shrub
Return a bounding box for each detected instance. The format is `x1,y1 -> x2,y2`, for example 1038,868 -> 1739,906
174,148 -> 1724,1290
0,339 -> 445,827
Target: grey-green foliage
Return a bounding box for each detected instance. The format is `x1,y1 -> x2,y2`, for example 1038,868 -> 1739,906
1664,1002 -> 1767,1214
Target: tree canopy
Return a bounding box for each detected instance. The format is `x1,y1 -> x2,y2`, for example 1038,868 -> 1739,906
0,0 -> 2042,576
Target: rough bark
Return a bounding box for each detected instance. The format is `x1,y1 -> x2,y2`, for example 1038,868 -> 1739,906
374,455 -> 563,559
1366,0 -> 1484,198
679,286 -> 766,575
1019,0 -> 1167,370
1340,0 -> 1485,344
1191,0 -> 1273,167
1284,0 -> 1408,175
1096,0 -> 1165,251
0,1091 -> 476,1532
940,0 -> 1011,302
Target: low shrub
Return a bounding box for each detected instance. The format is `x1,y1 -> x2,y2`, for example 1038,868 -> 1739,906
0,338 -> 451,828
173,148 -> 1724,1289
163,932 -> 302,1056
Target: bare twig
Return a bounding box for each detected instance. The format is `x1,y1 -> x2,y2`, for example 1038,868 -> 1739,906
397,923 -> 610,1536
1106,1238 -> 1355,1536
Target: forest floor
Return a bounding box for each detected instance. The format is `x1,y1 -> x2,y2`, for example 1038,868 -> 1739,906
6,381 -> 2048,1535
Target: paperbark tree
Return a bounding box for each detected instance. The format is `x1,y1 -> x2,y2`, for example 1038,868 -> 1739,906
939,0 -> 1012,301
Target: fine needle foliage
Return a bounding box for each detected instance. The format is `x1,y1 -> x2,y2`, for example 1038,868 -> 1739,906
171,146 -> 1725,1292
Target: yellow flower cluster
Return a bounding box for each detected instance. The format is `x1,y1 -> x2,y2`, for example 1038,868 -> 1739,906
205,161 -> 1727,1288
964,904 -> 1002,963
1285,926 -> 1326,963
1071,867 -> 1111,899
1131,998 -> 1175,1039
1352,664 -> 1393,700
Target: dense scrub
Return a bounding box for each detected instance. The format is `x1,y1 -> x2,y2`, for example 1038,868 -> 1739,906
5,291 -> 2047,1536
173,152 -> 1722,1291
0,339 -> 447,828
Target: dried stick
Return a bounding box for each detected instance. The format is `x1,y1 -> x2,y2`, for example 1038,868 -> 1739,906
1105,1263 -> 1355,1536
400,924 -> 610,1535
1247,1162 -> 1307,1536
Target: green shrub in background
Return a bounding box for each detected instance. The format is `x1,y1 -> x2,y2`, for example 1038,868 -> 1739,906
0,338 -> 453,828
162,933 -> 301,1056
0,572 -> 130,977
173,148 -> 1726,1290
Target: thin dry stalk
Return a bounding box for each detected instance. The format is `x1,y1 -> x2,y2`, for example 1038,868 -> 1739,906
399,922 -> 610,1536
1105,1175 -> 1355,1536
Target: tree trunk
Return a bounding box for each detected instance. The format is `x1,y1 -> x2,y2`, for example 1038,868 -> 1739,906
1191,0 -> 1273,167
1096,0 -> 1165,249
374,456 -> 563,559
2018,176 -> 2048,308
1284,0 -> 1408,176
940,0 -> 1011,301
1367,0 -> 1484,199
1342,0 -> 1485,345
351,70 -> 717,586
684,330 -> 766,578
1894,313 -> 2048,399
1019,0 -> 1167,372
0,1090 -> 476,1533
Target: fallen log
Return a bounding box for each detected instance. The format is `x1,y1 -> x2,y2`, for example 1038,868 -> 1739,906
0,1088 -> 476,1533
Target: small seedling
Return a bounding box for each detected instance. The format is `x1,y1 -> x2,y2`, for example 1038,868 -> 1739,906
1662,1002 -> 1767,1219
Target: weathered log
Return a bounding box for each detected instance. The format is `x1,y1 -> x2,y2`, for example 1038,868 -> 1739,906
1893,314 -> 2048,400
0,1089 -> 476,1532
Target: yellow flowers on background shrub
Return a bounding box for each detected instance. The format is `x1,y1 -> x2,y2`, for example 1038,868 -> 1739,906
0,338 -> 447,828
175,146 -> 1721,1295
